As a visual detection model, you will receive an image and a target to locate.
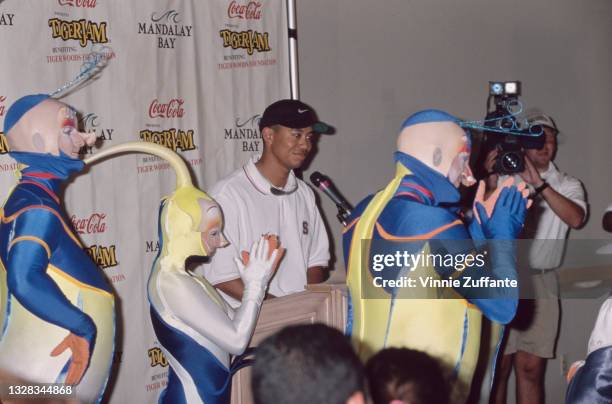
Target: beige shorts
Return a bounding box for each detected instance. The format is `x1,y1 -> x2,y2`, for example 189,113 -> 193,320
502,271 -> 560,359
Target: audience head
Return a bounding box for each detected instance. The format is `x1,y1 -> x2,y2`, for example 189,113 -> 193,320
366,347 -> 450,404
252,323 -> 365,404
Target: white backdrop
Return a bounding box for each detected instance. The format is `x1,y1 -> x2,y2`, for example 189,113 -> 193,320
0,0 -> 290,402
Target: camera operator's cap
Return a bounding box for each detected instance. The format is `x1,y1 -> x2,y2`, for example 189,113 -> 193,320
259,99 -> 333,134
528,113 -> 558,133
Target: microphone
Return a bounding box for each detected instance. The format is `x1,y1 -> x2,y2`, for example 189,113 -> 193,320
310,171 -> 353,226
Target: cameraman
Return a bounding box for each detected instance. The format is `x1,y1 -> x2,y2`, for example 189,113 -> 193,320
486,113 -> 587,404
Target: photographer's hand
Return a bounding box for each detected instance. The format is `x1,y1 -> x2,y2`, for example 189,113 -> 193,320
519,155 -> 544,187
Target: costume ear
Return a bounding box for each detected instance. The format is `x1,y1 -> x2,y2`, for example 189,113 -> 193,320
32,132 -> 46,152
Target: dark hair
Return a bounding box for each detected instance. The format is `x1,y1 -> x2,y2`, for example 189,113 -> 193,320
252,323 -> 364,404
366,348 -> 450,404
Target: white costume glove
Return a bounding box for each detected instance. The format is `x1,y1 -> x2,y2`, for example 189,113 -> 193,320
234,237 -> 279,304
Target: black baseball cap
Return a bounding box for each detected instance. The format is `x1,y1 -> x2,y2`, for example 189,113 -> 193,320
259,99 -> 333,134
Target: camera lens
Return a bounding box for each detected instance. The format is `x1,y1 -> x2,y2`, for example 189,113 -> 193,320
500,117 -> 514,130
500,151 -> 523,173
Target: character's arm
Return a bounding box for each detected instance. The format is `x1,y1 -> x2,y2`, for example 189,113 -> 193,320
162,238 -> 281,355
433,187 -> 528,323
7,209 -> 97,342
7,209 -> 96,383
521,155 -> 586,228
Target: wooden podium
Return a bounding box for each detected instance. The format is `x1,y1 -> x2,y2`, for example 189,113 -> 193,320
230,284 -> 348,404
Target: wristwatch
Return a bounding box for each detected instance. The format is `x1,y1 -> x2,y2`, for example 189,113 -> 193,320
534,181 -> 550,195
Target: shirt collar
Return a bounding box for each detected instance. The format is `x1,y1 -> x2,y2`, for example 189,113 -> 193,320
243,154 -> 298,196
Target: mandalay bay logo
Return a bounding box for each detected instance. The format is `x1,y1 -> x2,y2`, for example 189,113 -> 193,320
225,115 -> 262,152
137,9 -> 193,49
78,112 -> 114,154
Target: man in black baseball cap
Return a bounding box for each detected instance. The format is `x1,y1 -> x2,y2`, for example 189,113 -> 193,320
259,99 -> 333,135
202,99 -> 332,307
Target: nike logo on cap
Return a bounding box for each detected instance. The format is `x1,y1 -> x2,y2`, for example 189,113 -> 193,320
297,108 -> 309,113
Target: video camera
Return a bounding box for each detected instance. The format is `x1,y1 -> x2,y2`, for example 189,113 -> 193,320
482,81 -> 545,175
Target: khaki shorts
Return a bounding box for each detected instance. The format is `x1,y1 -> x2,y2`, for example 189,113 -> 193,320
502,271 -> 560,359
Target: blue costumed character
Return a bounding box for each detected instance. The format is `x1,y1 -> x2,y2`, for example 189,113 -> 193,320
344,110 -> 530,402
566,296 -> 612,403
0,95 -> 113,403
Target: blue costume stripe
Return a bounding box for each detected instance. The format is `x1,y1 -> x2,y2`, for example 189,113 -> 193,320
159,369 -> 187,404
489,325 -> 505,389
453,308 -> 469,377
150,308 -> 232,404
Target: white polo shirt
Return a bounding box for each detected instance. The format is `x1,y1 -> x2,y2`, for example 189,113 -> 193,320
502,162 -> 587,270
203,155 -> 330,307
588,297 -> 612,354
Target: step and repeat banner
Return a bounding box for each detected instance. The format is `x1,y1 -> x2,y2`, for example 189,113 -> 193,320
0,0 -> 290,402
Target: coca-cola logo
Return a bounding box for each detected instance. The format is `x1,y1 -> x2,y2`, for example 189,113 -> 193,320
228,1 -> 263,20
149,98 -> 185,119
58,0 -> 97,8
0,96 -> 6,117
71,213 -> 107,234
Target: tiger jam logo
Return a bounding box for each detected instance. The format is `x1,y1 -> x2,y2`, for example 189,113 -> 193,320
139,129 -> 196,152
148,347 -> 169,368
86,244 -> 118,269
0,134 -> 9,155
219,29 -> 270,55
48,18 -> 109,47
